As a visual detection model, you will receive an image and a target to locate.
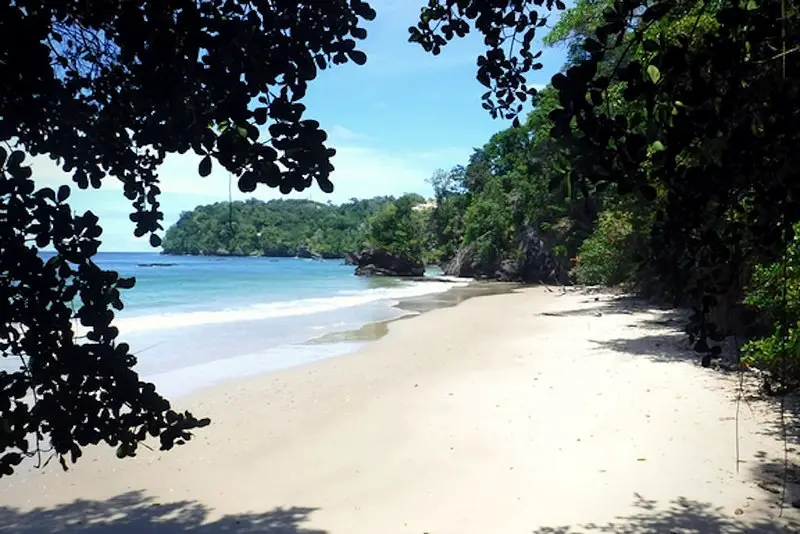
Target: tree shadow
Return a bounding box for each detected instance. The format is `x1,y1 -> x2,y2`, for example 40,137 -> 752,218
735,390 -> 800,447
540,293 -> 687,329
531,493 -> 799,533
749,453 -> 800,509
589,332 -> 701,365
0,490 -> 325,534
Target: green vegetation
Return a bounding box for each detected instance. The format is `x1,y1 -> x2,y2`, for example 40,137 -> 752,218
742,225 -> 800,391
163,197 -> 392,258
570,210 -> 635,286
413,0 -> 800,391
363,195 -> 430,265
162,194 -> 433,262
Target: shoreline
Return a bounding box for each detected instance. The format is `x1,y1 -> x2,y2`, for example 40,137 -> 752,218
108,273 -> 487,400
305,280 -> 518,345
2,287 -> 798,533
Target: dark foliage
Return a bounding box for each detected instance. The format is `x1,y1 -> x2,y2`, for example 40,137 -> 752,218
545,0 -> 800,370
409,0 -> 566,126
1,148 -> 209,478
1,0 -> 378,476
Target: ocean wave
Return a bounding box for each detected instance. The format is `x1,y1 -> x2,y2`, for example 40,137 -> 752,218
113,280 -> 467,334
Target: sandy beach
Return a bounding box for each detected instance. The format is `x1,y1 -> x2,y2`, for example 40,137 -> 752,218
1,287 -> 799,533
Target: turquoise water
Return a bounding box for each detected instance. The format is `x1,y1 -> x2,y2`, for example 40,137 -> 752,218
89,253 -> 426,323
51,253 -> 461,397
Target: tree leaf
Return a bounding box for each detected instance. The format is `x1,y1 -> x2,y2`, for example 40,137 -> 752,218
199,155 -> 212,177
647,65 -> 661,84
348,50 -> 367,65
57,185 -> 70,202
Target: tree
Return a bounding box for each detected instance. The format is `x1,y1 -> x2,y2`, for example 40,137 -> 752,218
427,166 -> 470,262
433,0 -> 800,377
161,197 -> 393,258
1,0 -> 378,476
365,195 -> 427,263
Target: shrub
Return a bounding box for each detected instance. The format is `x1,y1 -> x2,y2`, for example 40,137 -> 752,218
741,224 -> 800,391
570,209 -> 636,286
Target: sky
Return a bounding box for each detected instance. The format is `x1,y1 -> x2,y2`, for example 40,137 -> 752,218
32,0 -> 569,252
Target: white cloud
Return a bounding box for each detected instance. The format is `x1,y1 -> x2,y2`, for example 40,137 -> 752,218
23,125 -> 474,251
328,124 -> 371,143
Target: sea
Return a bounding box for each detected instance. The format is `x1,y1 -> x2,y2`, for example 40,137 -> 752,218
43,252 -> 468,398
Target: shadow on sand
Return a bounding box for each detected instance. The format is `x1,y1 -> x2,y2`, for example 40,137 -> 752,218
0,490 -> 325,534
532,493 -> 799,533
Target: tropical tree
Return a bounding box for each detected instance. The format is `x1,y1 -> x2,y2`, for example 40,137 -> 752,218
1,0 -> 380,476
366,195 -> 428,263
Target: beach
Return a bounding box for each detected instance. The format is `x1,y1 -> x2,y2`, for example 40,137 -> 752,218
1,287 -> 799,533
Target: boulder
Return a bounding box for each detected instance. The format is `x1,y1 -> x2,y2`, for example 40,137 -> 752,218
517,223 -> 567,284
443,223 -> 567,284
296,245 -> 322,260
343,251 -> 360,266
353,248 -> 424,277
442,242 -> 483,278
495,259 -> 520,282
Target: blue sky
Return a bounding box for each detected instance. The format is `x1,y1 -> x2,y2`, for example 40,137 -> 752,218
33,0 -> 569,251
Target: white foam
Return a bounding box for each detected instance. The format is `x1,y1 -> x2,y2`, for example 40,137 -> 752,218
112,280 -> 468,334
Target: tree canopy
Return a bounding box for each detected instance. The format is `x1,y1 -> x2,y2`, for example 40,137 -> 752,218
1,0 -> 389,476
161,196 -> 425,258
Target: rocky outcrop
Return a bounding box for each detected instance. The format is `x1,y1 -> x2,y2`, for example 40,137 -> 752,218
495,259 -> 520,282
442,243 -> 484,278
296,245 -> 322,260
343,252 -> 360,265
443,223 -> 567,284
516,223 -> 567,284
353,248 -> 424,277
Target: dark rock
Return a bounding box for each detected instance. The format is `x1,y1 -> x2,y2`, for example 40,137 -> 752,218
517,223 -> 568,284
296,245 -> 322,260
353,248 -> 424,277
443,223 -> 567,284
343,252 -> 360,266
495,259 -> 520,281
442,242 -> 483,278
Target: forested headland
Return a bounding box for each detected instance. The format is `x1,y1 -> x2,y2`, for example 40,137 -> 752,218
161,196 -> 398,258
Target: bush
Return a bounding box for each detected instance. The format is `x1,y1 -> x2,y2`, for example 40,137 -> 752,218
741,323 -> 800,392
741,223 -> 800,391
570,209 -> 636,286
365,196 -> 427,263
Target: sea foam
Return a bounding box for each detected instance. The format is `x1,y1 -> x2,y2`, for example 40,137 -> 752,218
114,280 -> 467,334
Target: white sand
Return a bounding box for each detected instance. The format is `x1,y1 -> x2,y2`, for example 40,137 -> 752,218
1,287 -> 799,533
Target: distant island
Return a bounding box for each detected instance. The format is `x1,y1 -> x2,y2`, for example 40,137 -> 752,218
161,195 -> 427,259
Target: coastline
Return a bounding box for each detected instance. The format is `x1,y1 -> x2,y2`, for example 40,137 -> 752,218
1,287 -> 798,533
92,256 -> 482,400
305,280 -> 517,345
